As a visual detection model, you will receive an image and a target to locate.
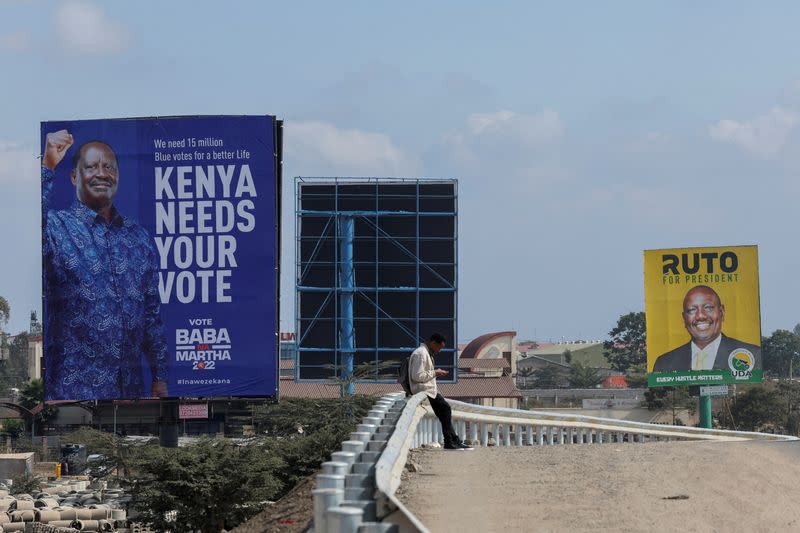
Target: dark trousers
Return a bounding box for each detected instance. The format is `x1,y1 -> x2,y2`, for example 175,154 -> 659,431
428,393 -> 460,446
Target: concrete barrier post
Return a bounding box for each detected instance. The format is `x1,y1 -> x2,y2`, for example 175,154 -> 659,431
537,426 -> 545,446
331,451 -> 357,467
526,425 -> 534,446
481,423 -> 489,446
504,425 -> 512,447
558,428 -> 565,445
322,462 -> 350,476
350,431 -> 372,443
326,506 -> 363,533
470,421 -> 479,444
312,488 -> 343,533
317,474 -> 346,491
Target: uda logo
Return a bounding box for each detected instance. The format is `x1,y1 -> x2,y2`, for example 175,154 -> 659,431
728,349 -> 755,380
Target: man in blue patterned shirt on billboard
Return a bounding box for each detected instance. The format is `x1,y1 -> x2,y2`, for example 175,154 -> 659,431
42,129 -> 168,401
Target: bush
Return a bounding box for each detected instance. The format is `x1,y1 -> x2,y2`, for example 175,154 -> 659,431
10,472 -> 41,495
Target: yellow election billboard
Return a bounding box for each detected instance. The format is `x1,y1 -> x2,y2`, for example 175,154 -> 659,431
645,245 -> 762,388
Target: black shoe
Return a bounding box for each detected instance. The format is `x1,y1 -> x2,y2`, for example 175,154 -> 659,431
443,442 -> 463,450
456,442 -> 474,450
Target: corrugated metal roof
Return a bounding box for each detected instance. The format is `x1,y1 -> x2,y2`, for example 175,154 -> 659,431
457,358 -> 510,369
279,375 -> 521,399
459,331 -> 516,359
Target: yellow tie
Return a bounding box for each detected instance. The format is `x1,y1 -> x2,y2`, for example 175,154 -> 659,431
695,350 -> 708,370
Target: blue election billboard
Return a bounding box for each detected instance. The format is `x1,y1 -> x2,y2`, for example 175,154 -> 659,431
40,116 -> 280,401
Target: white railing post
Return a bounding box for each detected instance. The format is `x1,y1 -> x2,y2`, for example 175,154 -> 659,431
504,425 -> 512,447
526,425 -> 534,446
312,488 -> 343,533
481,423 -> 489,447
470,421 -> 478,444
537,426 -> 544,446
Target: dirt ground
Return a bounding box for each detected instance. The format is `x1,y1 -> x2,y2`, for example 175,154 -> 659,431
232,476 -> 314,533
398,440 -> 800,533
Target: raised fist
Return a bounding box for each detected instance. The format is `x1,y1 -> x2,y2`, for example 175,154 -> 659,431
43,129 -> 74,171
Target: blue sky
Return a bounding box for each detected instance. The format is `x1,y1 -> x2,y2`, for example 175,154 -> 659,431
2,1 -> 799,342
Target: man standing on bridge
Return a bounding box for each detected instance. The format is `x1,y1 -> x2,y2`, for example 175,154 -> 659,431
409,333 -> 473,450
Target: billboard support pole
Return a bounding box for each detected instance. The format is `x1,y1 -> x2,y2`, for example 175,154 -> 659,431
699,394 -> 712,429
338,216 -> 355,397
159,400 -> 179,448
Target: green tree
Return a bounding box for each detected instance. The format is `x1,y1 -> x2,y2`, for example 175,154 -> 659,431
1,419 -> 25,440
568,362 -> 601,388
762,329 -> 800,378
532,365 -> 567,388
726,386 -> 785,431
603,312 -> 647,373
562,349 -> 572,364
794,323 -> 800,337
132,439 -> 284,533
6,332 -> 30,387
19,379 -> 58,426
644,387 -> 696,424
324,360 -> 399,398
516,367 -> 534,388
10,472 -> 41,495
0,297 -> 9,330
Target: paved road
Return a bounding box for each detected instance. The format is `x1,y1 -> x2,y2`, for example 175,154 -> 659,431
398,440 -> 800,533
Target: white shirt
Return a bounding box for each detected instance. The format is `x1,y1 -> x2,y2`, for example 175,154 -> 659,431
691,334 -> 722,370
409,344 -> 438,398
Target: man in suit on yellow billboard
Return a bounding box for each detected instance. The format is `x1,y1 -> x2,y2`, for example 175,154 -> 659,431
653,285 -> 760,372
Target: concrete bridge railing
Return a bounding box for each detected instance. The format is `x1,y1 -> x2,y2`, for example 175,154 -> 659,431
313,391 -> 797,533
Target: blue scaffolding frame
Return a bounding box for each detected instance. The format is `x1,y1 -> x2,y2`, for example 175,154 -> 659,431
295,177 -> 458,385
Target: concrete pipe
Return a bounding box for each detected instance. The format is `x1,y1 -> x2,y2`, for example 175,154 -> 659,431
47,520 -> 76,528
34,510 -> 62,523
89,507 -> 110,520
75,508 -> 94,520
0,513 -> 8,524
56,507 -> 78,520
72,519 -> 101,531
98,519 -> 114,531
9,510 -> 33,522
35,498 -> 60,509
10,501 -> 33,511
2,522 -> 25,531
110,508 -> 126,521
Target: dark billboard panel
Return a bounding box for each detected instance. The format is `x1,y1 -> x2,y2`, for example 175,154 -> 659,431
296,179 -> 458,382
41,116 -> 280,400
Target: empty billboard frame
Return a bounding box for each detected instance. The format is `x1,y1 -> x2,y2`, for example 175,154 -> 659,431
295,178 -> 458,384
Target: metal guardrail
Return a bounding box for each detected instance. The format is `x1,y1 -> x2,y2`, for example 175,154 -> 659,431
313,391 -> 797,533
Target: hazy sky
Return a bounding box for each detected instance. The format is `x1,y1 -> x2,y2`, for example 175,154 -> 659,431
2,1 -> 799,342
